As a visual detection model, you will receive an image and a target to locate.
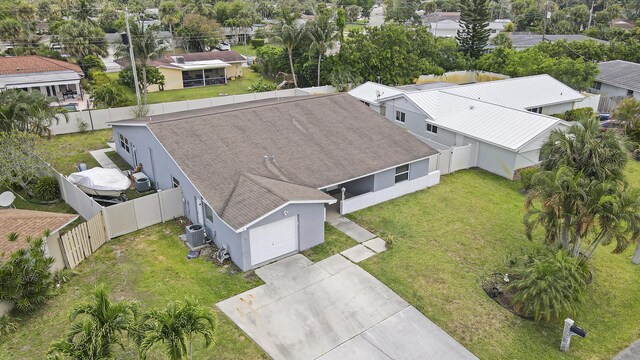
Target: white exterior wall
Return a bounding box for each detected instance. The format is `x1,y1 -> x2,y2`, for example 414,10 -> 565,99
542,102 -> 575,115
476,142 -> 517,179
595,83 -> 640,100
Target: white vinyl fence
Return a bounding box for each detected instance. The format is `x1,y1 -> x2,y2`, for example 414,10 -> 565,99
51,86 -> 337,135
54,171 -> 103,220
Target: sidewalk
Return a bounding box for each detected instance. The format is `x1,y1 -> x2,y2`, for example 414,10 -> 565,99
89,148 -> 118,169
614,340 -> 640,360
328,216 -> 388,263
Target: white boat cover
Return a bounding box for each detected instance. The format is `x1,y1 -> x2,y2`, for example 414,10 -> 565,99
67,168 -> 131,191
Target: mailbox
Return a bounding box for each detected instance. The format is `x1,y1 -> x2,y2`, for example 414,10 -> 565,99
570,325 -> 587,338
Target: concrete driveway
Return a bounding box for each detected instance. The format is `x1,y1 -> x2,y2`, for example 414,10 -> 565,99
217,254 -> 477,360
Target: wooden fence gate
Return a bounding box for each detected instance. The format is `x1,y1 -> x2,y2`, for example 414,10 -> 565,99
60,211 -> 109,269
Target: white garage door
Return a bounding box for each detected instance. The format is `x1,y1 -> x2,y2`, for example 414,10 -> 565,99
249,216 -> 298,266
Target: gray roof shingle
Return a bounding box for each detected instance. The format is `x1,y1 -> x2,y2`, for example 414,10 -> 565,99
118,94 -> 437,230
596,60 -> 640,92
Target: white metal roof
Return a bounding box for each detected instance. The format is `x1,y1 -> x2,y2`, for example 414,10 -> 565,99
0,71 -> 81,89
440,74 -> 585,109
169,60 -> 231,70
348,81 -> 406,104
404,91 -> 563,151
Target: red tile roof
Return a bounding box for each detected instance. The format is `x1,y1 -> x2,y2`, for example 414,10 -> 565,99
0,209 -> 77,259
0,56 -> 82,76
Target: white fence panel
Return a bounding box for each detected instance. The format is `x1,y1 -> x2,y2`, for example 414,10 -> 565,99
187,98 -> 212,110
45,232 -> 67,272
56,172 -> 104,220
340,171 -> 440,214
159,187 -> 184,221
437,149 -> 452,175
104,201 -> 138,238
133,194 -> 163,228
450,144 -> 472,173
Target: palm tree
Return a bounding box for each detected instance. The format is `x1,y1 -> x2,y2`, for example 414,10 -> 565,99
56,20 -> 108,59
48,285 -> 137,360
613,97 -> 640,143
0,89 -> 68,137
540,117 -> 628,182
271,8 -> 303,87
160,1 -> 182,37
15,2 -> 37,34
141,298 -> 215,360
184,0 -> 215,18
236,5 -> 257,56
306,11 -> 337,86
71,0 -> 96,23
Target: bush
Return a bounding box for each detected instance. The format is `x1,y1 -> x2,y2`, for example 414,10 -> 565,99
251,38 -> 265,48
88,69 -> 111,86
91,84 -> 130,108
248,77 -> 276,92
518,167 -> 538,191
563,107 -> 595,122
82,55 -> 106,74
508,247 -> 588,322
33,176 -> 60,201
0,315 -> 18,338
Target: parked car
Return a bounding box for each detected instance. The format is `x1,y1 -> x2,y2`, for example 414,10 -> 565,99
216,42 -> 230,51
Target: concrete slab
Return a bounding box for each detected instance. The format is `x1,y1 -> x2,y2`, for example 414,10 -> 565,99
361,307 -> 478,360
341,245 -> 376,263
614,339 -> 640,360
269,264 -> 331,297
89,148 -> 119,169
329,217 -> 376,243
363,237 -> 387,253
317,335 -> 391,360
255,254 -> 312,283
316,254 -> 355,275
217,284 -> 282,317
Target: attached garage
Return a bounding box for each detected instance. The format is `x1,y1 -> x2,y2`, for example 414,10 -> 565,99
249,215 -> 298,266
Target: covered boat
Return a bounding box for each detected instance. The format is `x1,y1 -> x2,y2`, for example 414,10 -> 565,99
67,167 -> 131,197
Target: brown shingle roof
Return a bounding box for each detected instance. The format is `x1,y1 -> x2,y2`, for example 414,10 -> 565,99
116,93 -> 437,230
116,50 -> 246,69
0,56 -> 82,75
0,209 -> 77,259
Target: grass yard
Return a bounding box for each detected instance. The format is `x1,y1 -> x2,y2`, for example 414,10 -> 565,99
302,224 -> 359,262
105,150 -> 133,171
41,129 -> 112,175
348,168 -> 640,360
231,44 -> 257,57
0,222 -> 267,359
627,159 -> 640,189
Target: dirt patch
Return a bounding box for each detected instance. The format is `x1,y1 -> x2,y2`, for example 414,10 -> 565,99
482,273 -> 533,321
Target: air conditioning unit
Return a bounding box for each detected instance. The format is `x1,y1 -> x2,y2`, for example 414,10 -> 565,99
176,56 -> 185,64
186,224 -> 205,248
132,172 -> 151,192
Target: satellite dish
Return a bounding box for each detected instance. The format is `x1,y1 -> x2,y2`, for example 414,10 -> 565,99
375,90 -> 384,99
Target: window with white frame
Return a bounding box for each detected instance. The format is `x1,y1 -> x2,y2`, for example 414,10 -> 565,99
171,176 -> 180,188
395,164 -> 409,183
395,110 -> 406,123
380,105 -> 387,116
204,203 -> 214,222
426,123 -> 438,134
119,133 -> 130,153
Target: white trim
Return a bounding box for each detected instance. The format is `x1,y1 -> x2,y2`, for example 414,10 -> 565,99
237,199 -> 336,232
318,155 -> 434,190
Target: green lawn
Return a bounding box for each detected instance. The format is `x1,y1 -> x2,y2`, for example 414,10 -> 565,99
0,222 -> 267,359
41,129 -> 112,175
105,150 -> 132,171
302,224 -> 359,262
348,168 -> 640,360
627,158 -> 640,189
231,44 -> 257,57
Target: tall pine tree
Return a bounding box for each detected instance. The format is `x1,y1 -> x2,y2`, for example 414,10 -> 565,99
456,0 -> 490,59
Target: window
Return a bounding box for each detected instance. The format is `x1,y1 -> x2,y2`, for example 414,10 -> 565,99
426,123 -> 438,134
395,110 -> 406,123
380,105 -> 387,117
395,164 -> 409,183
594,81 -> 602,90
628,89 -> 634,97
527,107 -> 542,114
204,203 -> 214,222
119,133 -> 130,153
171,176 -> 180,188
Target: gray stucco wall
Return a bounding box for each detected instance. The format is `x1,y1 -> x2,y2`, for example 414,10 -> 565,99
596,83 -> 639,100
373,168 -> 395,191
476,142 -> 517,179
344,174 -> 375,195
409,158 -> 429,180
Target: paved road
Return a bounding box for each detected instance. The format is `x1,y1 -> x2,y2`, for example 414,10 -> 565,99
614,340 -> 640,360
369,6 -> 385,27
218,254 -> 477,360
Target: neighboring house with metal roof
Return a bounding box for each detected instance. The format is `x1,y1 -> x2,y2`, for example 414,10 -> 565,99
115,50 -> 246,92
349,75 -> 597,179
428,19 -> 511,38
592,60 -> 640,100
486,34 -> 609,51
110,94 -> 440,271
0,56 -> 83,99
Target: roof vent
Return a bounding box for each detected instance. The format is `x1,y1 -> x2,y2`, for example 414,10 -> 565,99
176,56 -> 185,64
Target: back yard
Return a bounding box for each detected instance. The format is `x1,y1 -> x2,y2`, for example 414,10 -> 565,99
348,167 -> 640,360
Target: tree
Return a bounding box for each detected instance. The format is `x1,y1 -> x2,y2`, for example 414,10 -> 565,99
613,97 -> 640,143
71,0 -> 95,23
384,0 -> 422,23
48,285 -> 137,360
160,1 -> 182,35
91,84 -> 130,108
0,236 -> 54,312
15,2 -> 37,34
456,0 -> 490,58
0,18 -> 28,49
141,298 -> 215,360
490,32 -> 512,48
307,11 -> 337,86
184,0 -> 215,18
81,54 -> 106,74
345,5 -> 362,22
0,89 -> 67,136
118,66 -> 165,95
336,8 -> 346,43
254,44 -> 288,76
178,14 -> 223,52
55,20 -> 108,59
271,8 -> 305,87
0,132 -> 48,193
97,4 -> 119,33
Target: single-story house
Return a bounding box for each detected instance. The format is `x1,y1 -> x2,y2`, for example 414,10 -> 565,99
116,51 -> 246,92
591,60 -> 640,100
486,34 -> 609,51
0,56 -> 83,99
349,75 -> 598,179
428,19 -> 511,38
111,94 -> 440,271
223,24 -> 266,45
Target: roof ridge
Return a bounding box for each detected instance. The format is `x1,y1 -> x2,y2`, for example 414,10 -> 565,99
242,173 -> 289,202
36,56 -> 80,73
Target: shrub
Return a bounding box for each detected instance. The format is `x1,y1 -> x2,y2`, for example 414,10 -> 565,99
563,107 -> 595,122
33,176 -> 60,201
508,247 -> 588,322
518,167 -> 538,191
251,38 -> 265,48
88,69 -> 111,86
248,77 -> 276,92
82,55 -> 106,73
91,84 -> 130,108
0,315 -> 18,338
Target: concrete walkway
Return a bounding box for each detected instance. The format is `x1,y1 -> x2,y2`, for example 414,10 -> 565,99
328,215 -> 388,263
614,340 -> 640,359
217,254 -> 477,360
89,148 -> 119,169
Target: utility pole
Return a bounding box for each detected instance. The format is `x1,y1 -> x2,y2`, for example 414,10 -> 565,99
587,0 -> 595,28
125,7 -> 141,106
542,3 -> 550,42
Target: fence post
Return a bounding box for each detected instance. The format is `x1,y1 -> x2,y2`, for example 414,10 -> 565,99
57,234 -> 71,269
